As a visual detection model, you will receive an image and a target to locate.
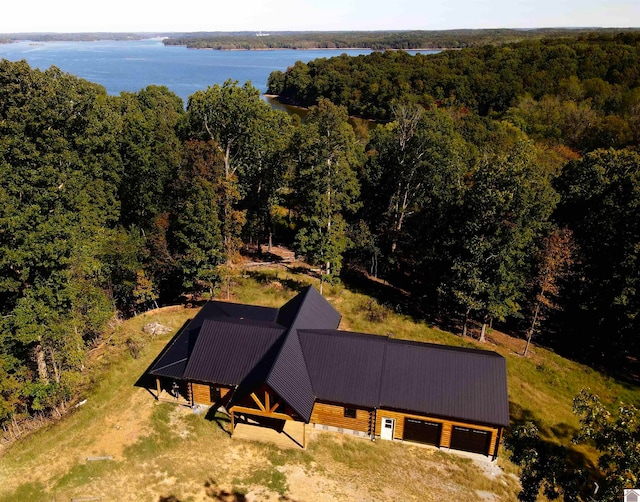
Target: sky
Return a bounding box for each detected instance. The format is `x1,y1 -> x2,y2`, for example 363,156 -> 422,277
1,0 -> 639,33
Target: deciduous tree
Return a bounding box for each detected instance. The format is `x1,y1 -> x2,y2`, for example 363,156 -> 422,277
573,389 -> 640,501
524,228 -> 574,356
289,99 -> 363,290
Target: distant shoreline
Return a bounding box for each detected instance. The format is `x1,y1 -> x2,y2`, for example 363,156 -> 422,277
0,38 -> 445,52
184,46 -> 445,52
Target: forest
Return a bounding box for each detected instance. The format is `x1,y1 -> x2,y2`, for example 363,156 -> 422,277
0,31 -> 639,496
162,28 -> 639,50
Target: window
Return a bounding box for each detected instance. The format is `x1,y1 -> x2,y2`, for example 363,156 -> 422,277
344,407 -> 357,418
210,386 -> 221,403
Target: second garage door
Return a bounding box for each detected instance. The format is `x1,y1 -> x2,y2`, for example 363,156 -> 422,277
450,426 -> 491,455
403,418 -> 442,446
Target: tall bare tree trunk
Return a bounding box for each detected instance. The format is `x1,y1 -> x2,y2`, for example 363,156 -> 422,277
34,344 -> 49,384
49,347 -> 60,384
462,308 -> 471,337
479,318 -> 488,343
524,302 -> 541,357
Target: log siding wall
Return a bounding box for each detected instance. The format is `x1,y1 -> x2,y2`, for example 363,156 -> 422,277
184,383 -> 502,457
310,401 -> 372,433
190,382 -> 231,406
375,409 -> 500,455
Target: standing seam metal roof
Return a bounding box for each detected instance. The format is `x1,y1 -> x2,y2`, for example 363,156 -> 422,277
297,329 -> 386,408
147,301 -> 280,380
182,318 -> 286,385
378,339 -> 510,426
146,287 -> 509,427
264,286 -> 342,421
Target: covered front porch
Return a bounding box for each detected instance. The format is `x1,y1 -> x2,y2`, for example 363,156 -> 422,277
229,383 -> 308,448
153,377 -> 192,406
230,413 -> 307,449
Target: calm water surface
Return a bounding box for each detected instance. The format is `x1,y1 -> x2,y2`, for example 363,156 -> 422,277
0,39 -> 387,105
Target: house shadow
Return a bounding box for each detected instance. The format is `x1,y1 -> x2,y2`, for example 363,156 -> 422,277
234,413 -> 286,433
204,406 -> 232,437
133,318 -> 193,395
224,412 -> 305,450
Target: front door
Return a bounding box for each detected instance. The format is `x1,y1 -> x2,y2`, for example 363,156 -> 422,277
381,417 -> 395,440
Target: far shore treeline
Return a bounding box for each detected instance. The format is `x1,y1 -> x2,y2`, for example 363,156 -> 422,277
2,27 -> 639,49
161,28 -> 640,50
0,31 -> 639,462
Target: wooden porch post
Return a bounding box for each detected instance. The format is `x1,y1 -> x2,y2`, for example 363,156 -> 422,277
492,427 -> 503,460
155,378 -> 161,400
230,410 -> 235,437
303,423 -> 306,449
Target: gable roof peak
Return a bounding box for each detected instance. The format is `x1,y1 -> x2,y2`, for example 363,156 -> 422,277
277,285 -> 341,331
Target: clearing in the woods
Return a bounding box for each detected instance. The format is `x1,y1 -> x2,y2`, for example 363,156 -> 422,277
0,268 -> 637,501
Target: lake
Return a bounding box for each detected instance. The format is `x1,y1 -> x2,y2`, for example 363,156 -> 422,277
0,39 -> 439,106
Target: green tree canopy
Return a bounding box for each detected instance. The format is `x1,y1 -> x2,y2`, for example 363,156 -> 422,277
289,99 -> 363,286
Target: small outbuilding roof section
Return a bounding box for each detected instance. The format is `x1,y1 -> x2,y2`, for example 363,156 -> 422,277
298,329 -> 387,408
378,340 -> 510,427
183,317 -> 286,386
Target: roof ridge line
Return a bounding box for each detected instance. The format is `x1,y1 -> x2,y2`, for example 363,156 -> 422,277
386,336 -> 506,357
151,357 -> 188,373
291,328 -> 316,396
285,285 -> 312,330
264,286 -> 311,383
376,335 -> 390,406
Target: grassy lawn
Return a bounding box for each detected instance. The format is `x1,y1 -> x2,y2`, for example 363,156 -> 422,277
0,268 -> 637,501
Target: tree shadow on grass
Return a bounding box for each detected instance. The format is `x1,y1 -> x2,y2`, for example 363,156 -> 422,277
246,270 -> 311,292
204,479 -> 248,501
509,401 -> 586,448
204,478 -> 301,501
507,401 -> 600,499
341,266 -> 461,335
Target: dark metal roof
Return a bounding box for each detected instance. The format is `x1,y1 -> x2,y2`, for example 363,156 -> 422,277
378,339 -> 510,426
297,329 -> 386,409
148,321 -> 202,379
262,286 -> 342,421
148,300 -> 280,380
196,301 -> 279,324
145,287 -> 509,428
183,318 -> 285,385
264,330 -> 316,421
278,286 -> 341,330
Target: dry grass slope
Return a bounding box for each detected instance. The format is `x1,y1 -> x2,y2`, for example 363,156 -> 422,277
0,269 -> 636,501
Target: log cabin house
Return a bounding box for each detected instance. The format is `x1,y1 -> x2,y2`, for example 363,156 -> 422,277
142,286 -> 509,458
